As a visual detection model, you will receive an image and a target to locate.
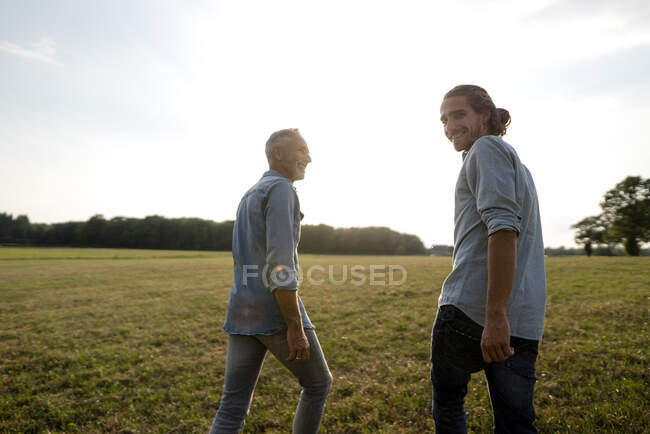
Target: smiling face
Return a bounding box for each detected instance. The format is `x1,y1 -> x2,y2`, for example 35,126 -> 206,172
440,95 -> 489,152
273,137 -> 312,182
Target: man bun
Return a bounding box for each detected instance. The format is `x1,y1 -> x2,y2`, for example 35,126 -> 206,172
495,108 -> 511,136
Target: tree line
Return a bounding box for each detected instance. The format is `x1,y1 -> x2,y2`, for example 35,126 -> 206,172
300,224 -> 426,255
0,213 -> 427,255
572,176 -> 649,256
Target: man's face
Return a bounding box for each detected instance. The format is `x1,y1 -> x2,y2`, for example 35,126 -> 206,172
440,96 -> 489,152
279,138 -> 312,182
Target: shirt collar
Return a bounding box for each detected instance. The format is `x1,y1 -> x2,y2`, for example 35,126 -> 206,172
263,169 -> 285,179
262,170 -> 296,190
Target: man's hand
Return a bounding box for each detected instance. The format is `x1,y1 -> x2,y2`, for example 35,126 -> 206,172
481,311 -> 514,363
286,324 -> 310,363
483,230 -> 517,363
273,289 -> 310,363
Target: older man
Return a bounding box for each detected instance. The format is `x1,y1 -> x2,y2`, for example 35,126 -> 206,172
432,85 -> 546,433
210,129 -> 332,434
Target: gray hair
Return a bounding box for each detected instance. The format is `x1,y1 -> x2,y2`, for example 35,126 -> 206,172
265,128 -> 304,162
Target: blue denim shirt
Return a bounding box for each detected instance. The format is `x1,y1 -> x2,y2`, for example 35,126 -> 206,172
223,170 -> 314,335
439,136 -> 546,340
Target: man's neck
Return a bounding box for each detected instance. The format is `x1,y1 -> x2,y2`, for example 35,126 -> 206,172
269,164 -> 294,183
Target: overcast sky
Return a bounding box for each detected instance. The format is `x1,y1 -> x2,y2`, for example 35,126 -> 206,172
2,0 -> 649,248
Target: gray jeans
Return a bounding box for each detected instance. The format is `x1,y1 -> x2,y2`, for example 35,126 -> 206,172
209,328 -> 332,434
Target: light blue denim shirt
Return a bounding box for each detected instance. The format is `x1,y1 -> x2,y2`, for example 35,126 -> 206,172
439,136 -> 546,340
223,170 -> 314,335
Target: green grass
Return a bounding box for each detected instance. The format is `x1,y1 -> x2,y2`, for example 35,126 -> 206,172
1,247 -> 648,433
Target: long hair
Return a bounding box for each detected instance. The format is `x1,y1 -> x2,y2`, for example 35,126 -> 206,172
444,85 -> 511,136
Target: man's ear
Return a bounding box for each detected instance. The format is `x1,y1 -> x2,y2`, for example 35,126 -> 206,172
481,112 -> 490,133
271,146 -> 283,161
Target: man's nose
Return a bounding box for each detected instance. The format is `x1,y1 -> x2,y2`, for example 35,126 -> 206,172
445,120 -> 458,135
444,123 -> 453,136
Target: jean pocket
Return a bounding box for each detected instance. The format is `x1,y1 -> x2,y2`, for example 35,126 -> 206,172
447,313 -> 483,341
504,348 -> 538,380
434,322 -> 484,365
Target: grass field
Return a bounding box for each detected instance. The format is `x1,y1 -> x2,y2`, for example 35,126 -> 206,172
1,247 -> 648,433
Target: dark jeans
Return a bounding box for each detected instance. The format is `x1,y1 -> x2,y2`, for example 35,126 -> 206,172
431,305 -> 539,434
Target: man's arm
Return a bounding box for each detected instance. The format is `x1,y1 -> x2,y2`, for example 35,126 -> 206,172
465,138 -> 521,363
264,182 -> 309,363
273,289 -> 310,363
481,229 -> 517,363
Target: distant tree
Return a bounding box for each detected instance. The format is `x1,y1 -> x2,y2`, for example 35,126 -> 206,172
398,234 -> 427,255
104,216 -> 132,247
299,225 -> 426,255
28,223 -> 49,244
10,215 -> 30,241
543,246 -> 584,256
429,245 -> 454,256
49,221 -> 85,245
300,224 -> 340,253
571,215 -> 608,256
600,176 -> 650,256
82,214 -> 107,246
0,213 -> 12,240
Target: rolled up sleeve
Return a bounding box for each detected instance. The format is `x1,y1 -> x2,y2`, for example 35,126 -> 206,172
466,137 -> 521,236
264,181 -> 299,292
